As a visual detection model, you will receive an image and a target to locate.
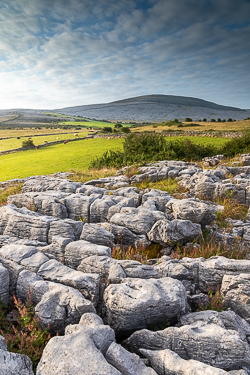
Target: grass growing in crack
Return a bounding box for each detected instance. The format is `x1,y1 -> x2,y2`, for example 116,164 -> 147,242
215,196 -> 248,228
172,237 -> 248,260
0,184 -> 23,207
134,178 -> 187,197
112,244 -> 162,262
70,168 -> 118,184
0,291 -> 51,371
198,285 -> 226,312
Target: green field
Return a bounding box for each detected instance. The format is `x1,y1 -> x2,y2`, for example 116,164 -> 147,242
0,136 -> 229,181
0,131 -> 88,152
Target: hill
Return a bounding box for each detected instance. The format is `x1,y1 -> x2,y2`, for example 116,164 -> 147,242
54,94 -> 250,122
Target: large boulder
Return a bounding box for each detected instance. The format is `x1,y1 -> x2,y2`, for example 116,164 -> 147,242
103,277 -> 186,336
147,219 -> 201,245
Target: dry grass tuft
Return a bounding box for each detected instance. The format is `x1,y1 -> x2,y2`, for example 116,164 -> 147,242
70,168 -> 118,184
112,243 -> 162,262
0,184 -> 23,207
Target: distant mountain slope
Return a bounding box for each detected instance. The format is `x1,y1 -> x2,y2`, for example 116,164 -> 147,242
54,95 -> 250,122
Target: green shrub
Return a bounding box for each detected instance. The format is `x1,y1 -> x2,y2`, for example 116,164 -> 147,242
184,117 -> 193,122
122,127 -> 131,133
22,139 -> 35,148
114,123 -> 123,129
221,130 -> 250,156
102,126 -> 113,133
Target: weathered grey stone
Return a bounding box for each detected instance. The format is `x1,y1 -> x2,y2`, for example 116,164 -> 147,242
37,235 -> 72,263
65,194 -> 97,221
0,257 -> 24,297
103,277 -> 186,335
0,335 -> 7,351
140,348 -> 227,375
36,313 -> 120,375
0,244 -> 37,264
0,263 -> 9,304
106,342 -> 157,375
179,310 -> 250,343
78,255 -> 113,281
48,218 -> 83,243
37,259 -> 100,305
80,223 -> 115,248
90,197 -> 118,223
0,204 -> 52,242
117,260 -> 159,279
96,223 -> 151,249
21,252 -> 50,273
198,257 -> 250,292
221,273 -> 250,324
16,269 -> 95,334
0,348 -> 34,375
110,207 -> 155,235
154,259 -> 191,281
22,177 -> 81,194
64,240 -> 111,269
166,198 -> 215,226
125,322 -> 250,370
148,219 -> 201,245
108,262 -> 126,283
76,184 -> 107,195
194,181 -> 216,200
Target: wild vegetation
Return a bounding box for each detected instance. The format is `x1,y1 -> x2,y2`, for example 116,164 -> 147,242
0,292 -> 51,371
90,131 -> 250,169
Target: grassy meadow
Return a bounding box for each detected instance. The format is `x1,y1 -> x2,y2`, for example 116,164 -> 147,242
0,136 -> 229,181
0,130 -> 88,152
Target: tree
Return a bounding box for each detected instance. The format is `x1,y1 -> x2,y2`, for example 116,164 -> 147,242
184,117 -> 193,122
22,139 -> 35,148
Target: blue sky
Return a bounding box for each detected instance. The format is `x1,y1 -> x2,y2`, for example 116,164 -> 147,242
0,0 -> 249,109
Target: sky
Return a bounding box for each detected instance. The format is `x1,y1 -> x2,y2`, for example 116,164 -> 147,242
0,0 -> 250,110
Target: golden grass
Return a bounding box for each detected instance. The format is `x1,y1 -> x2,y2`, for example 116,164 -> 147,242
131,119 -> 250,133
112,243 -> 162,262
70,168 -> 118,184
0,184 -> 23,207
134,178 -> 187,197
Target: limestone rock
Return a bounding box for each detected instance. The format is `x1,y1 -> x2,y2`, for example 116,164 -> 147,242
64,240 -> 111,269
80,223 -> 115,248
140,348 -> 227,375
106,342 -> 157,375
103,277 -> 186,335
221,273 -> 250,323
166,198 -> 215,226
148,219 -> 201,245
125,322 -> 250,370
